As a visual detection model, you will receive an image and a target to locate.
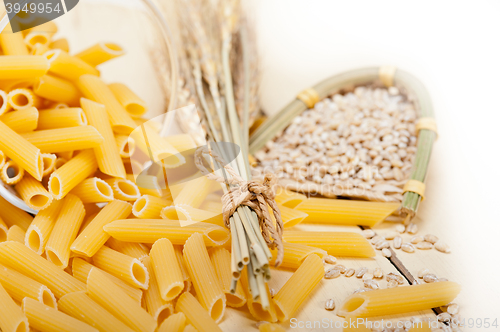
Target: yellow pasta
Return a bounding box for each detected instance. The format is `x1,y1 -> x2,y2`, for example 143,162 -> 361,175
150,238 -> 184,301
338,282 -> 461,318
272,204 -> 308,228
54,157 -> 67,170
37,107 -> 88,130
0,107 -> 38,132
0,194 -> 33,231
0,241 -> 85,298
71,258 -> 142,304
41,153 -> 57,177
174,292 -> 223,332
7,225 -> 25,243
104,178 -> 141,201
169,174 -> 213,208
273,254 -> 324,322
75,42 -> 125,66
157,312 -> 186,332
258,323 -> 286,332
15,174 -> 53,210
69,177 -> 114,203
23,21 -> 57,47
208,247 -> 246,308
0,89 -> 10,115
25,200 -> 64,254
104,219 -> 230,246
58,291 -> 135,332
87,267 -> 157,332
92,245 -> 149,289
274,188 -> 307,208
0,263 -> 57,308
133,195 -> 171,219
0,217 -> 7,242
77,74 -> 137,134
174,245 -> 191,292
106,237 -> 149,261
1,159 -> 25,184
45,49 -> 99,81
45,194 -> 85,268
116,134 -> 135,158
164,134 -> 198,152
50,38 -> 70,52
22,126 -> 104,153
48,149 -> 98,199
7,88 -> 42,110
142,256 -> 175,323
108,83 -> 148,118
183,325 -> 198,332
240,266 -> 278,323
0,56 -> 49,79
0,282 -> 29,332
33,74 -> 81,106
199,200 -> 222,214
30,42 -> 50,55
23,297 -> 98,332
295,198 -> 400,227
129,174 -> 163,198
0,119 -> 43,180
270,242 -> 327,270
161,205 -> 223,227
0,23 -> 29,55
283,231 -> 376,257
407,325 -> 432,332
183,233 -> 226,323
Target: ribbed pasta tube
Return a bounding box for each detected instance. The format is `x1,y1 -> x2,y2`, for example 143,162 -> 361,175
31,43 -> 52,55
239,266 -> 278,322
108,83 -> 148,118
0,195 -> 33,231
82,98 -> 126,178
273,254 -> 324,322
259,323 -> 286,332
25,200 -> 64,254
272,204 -> 308,228
23,297 -> 98,332
157,312 -> 186,332
71,200 -> 132,257
0,106 -> 38,132
87,267 -> 157,332
129,174 -> 163,198
41,153 -> 57,177
174,292 -> 223,332
104,219 -> 230,246
37,107 -> 87,130
45,194 -> 86,268
23,22 -> 57,47
69,177 -> 114,203
6,225 -> 25,243
274,188 -> 307,208
22,126 -> 104,153
283,231 -> 376,257
116,134 -> 135,158
75,42 -> 125,66
142,256 -> 175,323
209,247 -> 246,307
133,195 -> 171,219
0,241 -> 85,298
338,282 -> 461,318
169,174 -> 213,208
48,149 -> 98,199
0,23 -> 29,55
15,174 -> 53,210
33,74 -> 81,105
295,198 -> 400,227
270,242 -> 327,270
174,245 -> 191,291
0,263 -> 57,308
104,178 -> 140,201
0,90 -> 10,116
45,49 -> 99,81
0,55 -> 49,79
92,245 -> 149,289
0,282 -> 29,332
161,205 -> 223,227
0,159 -> 25,185
106,237 -> 149,261
183,233 -> 226,323
150,238 -> 184,301
50,38 -> 70,52
7,88 -> 42,110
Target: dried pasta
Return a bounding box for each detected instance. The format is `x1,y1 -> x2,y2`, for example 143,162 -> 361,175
274,188 -> 307,208
175,292 -> 223,332
21,126 -> 104,153
0,55 -> 49,79
208,247 -> 246,307
106,237 -> 149,261
75,42 -> 125,66
25,200 -> 64,254
259,323 -> 286,332
272,204 -> 308,228
104,178 -> 141,201
133,195 -> 171,219
157,312 -> 186,332
0,159 -> 25,184
0,195 -> 33,231
129,174 -> 164,198
270,242 -> 327,270
33,74 -> 81,105
0,106 -> 38,132
0,23 -> 29,56
37,107 -> 88,130
45,49 -> 100,81
0,218 -> 7,242
150,238 -> 184,301
0,282 -> 29,332
7,88 -> 42,110
142,256 -> 175,323
161,205 -> 223,227
6,225 -> 25,243
69,177 -> 114,203
50,38 -> 70,52
116,134 -> 135,158
0,90 -> 9,115
109,82 -> 148,118
41,153 -> 57,177
15,174 -> 53,210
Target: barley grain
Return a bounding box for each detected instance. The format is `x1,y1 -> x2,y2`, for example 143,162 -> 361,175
362,229 -> 375,239
416,241 -> 433,250
325,268 -> 341,279
424,234 -> 439,244
325,298 -> 335,310
417,268 -> 430,278
438,313 -> 452,323
373,268 -> 384,279
376,241 -> 390,250
396,224 -> 406,233
423,274 -> 438,283
364,279 -> 379,290
356,267 -> 368,278
410,236 -> 424,244
387,280 -> 398,288
401,243 -> 415,253
382,248 -> 392,257
393,236 -> 402,249
435,241 -> 451,253
324,255 -> 337,264
345,268 -> 355,277
446,303 -> 459,315
362,273 -> 374,280
406,223 -> 418,234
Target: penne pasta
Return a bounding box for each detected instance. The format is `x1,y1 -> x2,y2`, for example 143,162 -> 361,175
48,149 -> 98,199
270,242 -> 327,270
87,268 -> 157,332
174,245 -> 191,291
161,205 -> 224,227
104,219 -> 230,246
6,225 -> 26,243
25,200 -> 64,254
273,254 -> 324,322
272,204 -> 308,228
258,323 -> 286,332
23,297 -> 98,332
15,174 -> 53,210
75,42 -> 125,66
142,256 -> 175,323
41,153 -> 57,177
109,83 -> 148,118
133,195 -> 171,219
106,237 -> 149,261
338,282 -> 461,318
45,194 -> 86,268
23,22 -> 57,47
92,245 -> 149,289
0,217 -> 7,242
183,233 -> 226,323
69,177 -> 114,203
240,266 -> 278,322
30,42 -> 50,56
77,74 -> 137,134
0,56 -> 49,79
45,49 -> 100,81
169,174 -> 213,208
157,312 -> 186,332
7,88 -> 42,110
274,188 -> 308,208
58,291 -> 135,332
21,126 -> 104,153
0,282 -> 29,332
183,325 -> 198,332
150,238 -> 184,301
1,159 -> 25,184
50,38 -> 70,52
174,292 -> 223,332
0,241 -> 85,298
104,178 -> 141,201
295,198 -> 400,227
129,174 -> 163,198
0,23 -> 29,55
0,106 -> 38,132
116,134 -> 135,158
0,263 -> 57,308
283,231 -> 376,258
0,89 -> 9,115
71,200 -> 132,257
0,195 -> 33,231
33,74 -> 81,106
37,107 -> 87,130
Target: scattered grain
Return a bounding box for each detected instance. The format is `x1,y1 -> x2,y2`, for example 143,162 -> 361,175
417,268 -> 430,278
370,235 -> 384,245
447,303 -> 459,315
401,243 -> 415,253
424,234 -> 439,244
355,267 -> 368,278
382,231 -> 398,240
345,268 -> 355,277
364,279 -> 379,290
325,298 -> 335,311
373,268 -> 384,279
416,241 -> 433,250
438,277 -> 449,282
324,255 -> 337,264
269,288 -> 276,297
375,241 -> 390,250
406,223 -> 418,234
325,268 -> 341,279
396,224 -> 406,233
362,273 -> 374,280
423,274 -> 438,283
435,241 -> 451,253
437,313 -> 452,323
362,229 -> 375,239
410,235 -> 424,244
333,264 -> 347,274
387,280 -> 398,288
381,248 -> 392,257
393,236 -> 402,249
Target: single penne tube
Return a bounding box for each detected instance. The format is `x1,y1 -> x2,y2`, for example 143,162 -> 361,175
108,83 -> 148,118
33,74 -> 81,105
174,245 -> 191,290
0,241 -> 85,298
183,233 -> 226,322
87,268 -> 157,332
0,78 -> 37,92
0,55 -> 49,79
0,263 -> 57,308
22,126 -> 104,153
41,153 -> 57,177
283,231 -> 375,257
0,90 -> 10,115
58,291 -> 135,332
150,238 -> 184,301
69,177 -> 114,203
240,266 -> 278,322
169,173 -> 213,208
116,135 -> 135,158
208,247 -> 246,308
338,282 -> 461,318
128,174 -> 163,198
37,107 -> 88,130
0,106 -> 38,132
71,258 -> 142,304
0,120 -> 43,180
15,174 -> 53,210
6,225 -> 25,243
0,195 -> 33,231
294,198 -> 400,227
48,149 -> 98,199
273,254 -> 324,322
45,49 -> 100,81
106,237 -> 149,261
23,297 -> 98,332
142,256 -> 175,323
274,188 -> 308,208
25,200 -> 64,254
7,88 -> 42,110
258,323 -> 286,332
92,245 -> 149,289
50,38 -> 70,52
271,204 -> 308,228
0,159 -> 25,184
104,219 -> 230,246
23,21 -> 57,46
82,98 -> 126,178
45,194 -> 85,268
0,282 -> 29,332
0,23 -> 29,55
270,242 -> 327,270
104,178 -> 141,201
133,195 -> 171,219
175,292 -> 223,332
161,205 -> 223,227
0,217 -> 8,241
75,42 -> 125,66
157,312 -> 186,332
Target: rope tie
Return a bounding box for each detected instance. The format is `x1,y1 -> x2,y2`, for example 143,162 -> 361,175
194,146 -> 284,266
